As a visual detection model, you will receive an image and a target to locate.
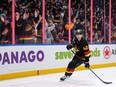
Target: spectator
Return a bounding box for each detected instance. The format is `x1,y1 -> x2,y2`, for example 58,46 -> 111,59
32,9 -> 42,44
19,11 -> 34,44
15,11 -> 24,44
0,13 -> 11,44
62,18 -> 75,44
45,19 -> 55,44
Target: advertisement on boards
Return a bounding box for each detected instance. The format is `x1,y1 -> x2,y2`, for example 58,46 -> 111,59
0,44 -> 116,74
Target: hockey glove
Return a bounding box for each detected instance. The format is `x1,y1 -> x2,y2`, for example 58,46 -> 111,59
84,62 -> 90,68
66,44 -> 73,50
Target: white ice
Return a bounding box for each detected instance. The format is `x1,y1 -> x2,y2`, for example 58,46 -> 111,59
0,67 -> 116,87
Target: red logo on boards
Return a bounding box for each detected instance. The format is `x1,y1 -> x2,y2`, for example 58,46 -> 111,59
103,46 -> 111,59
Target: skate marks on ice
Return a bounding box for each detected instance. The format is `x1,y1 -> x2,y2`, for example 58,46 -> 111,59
1,76 -> 115,87
59,75 -> 116,87
0,67 -> 116,87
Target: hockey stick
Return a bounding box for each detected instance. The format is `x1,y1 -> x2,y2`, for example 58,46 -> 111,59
71,50 -> 112,84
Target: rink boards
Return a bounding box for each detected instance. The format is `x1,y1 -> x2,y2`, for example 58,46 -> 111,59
0,44 -> 116,80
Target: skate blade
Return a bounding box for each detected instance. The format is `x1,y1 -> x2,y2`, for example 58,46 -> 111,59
59,80 -> 65,82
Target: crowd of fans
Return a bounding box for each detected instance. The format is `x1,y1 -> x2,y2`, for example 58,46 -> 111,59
0,0 -> 12,44
0,0 -> 116,44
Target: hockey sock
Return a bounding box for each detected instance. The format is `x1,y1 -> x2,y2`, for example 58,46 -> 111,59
65,68 -> 74,77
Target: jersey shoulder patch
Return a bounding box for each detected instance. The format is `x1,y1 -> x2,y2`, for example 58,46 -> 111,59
83,46 -> 89,50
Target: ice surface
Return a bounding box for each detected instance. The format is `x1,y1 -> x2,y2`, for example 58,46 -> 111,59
0,67 -> 116,87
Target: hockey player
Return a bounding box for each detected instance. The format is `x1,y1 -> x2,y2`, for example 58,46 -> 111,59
60,29 -> 91,81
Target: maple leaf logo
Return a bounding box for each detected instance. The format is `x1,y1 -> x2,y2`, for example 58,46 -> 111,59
103,46 -> 111,59
104,49 -> 110,56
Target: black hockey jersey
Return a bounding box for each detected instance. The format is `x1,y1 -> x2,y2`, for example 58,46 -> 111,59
72,37 -> 91,61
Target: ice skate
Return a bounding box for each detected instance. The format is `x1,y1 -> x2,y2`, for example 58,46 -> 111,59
60,75 -> 70,81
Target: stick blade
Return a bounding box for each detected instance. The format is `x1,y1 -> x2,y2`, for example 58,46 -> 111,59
103,81 -> 112,84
